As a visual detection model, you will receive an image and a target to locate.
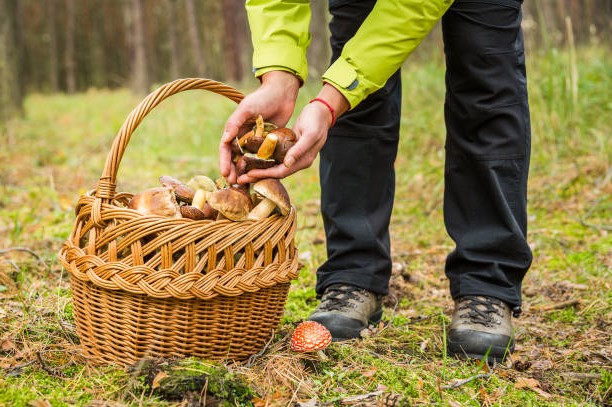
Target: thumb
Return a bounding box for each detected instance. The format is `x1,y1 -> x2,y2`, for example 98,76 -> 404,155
282,134 -> 310,169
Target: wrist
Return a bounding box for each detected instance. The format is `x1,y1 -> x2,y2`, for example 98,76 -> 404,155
310,83 -> 350,128
309,98 -> 336,128
261,70 -> 301,90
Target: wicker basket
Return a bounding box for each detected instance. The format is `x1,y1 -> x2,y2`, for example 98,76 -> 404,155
58,78 -> 299,366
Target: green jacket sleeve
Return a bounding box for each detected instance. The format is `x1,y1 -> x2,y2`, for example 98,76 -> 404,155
246,0 -> 311,83
247,0 -> 453,108
322,0 -> 453,109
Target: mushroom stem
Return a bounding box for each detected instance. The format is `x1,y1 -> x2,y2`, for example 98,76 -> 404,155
247,198 -> 276,220
192,189 -> 209,210
316,350 -> 329,361
257,133 -> 278,159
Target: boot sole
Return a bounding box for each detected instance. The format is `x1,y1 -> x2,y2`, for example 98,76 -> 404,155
329,309 -> 384,342
447,341 -> 514,364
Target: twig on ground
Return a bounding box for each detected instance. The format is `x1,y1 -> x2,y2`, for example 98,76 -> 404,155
1,259 -> 21,273
0,247 -> 42,261
340,390 -> 383,403
442,373 -> 491,390
245,330 -> 277,367
560,372 -> 602,381
533,299 -> 581,312
56,317 -> 80,344
579,197 -> 612,231
36,351 -> 65,377
3,360 -> 36,376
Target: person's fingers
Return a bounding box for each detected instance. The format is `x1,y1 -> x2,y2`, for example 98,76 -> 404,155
226,160 -> 238,185
220,101 -> 258,176
219,145 -> 232,178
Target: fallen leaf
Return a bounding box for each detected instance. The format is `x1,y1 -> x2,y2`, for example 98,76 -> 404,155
151,371 -> 169,390
515,376 -> 540,389
362,367 -> 377,377
1,339 -> 16,352
28,400 -> 51,407
515,377 -> 553,399
531,359 -> 554,370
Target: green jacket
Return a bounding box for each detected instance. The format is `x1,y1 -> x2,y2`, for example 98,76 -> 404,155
247,0 -> 453,109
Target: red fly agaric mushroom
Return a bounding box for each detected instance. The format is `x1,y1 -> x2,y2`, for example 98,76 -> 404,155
247,178 -> 291,220
290,321 -> 332,360
128,186 -> 181,218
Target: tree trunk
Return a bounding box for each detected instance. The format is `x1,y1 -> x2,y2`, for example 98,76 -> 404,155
46,0 -> 59,92
235,0 -> 252,82
167,0 -> 180,80
64,0 -> 76,93
222,0 -> 242,82
185,0 -> 206,76
307,0 -> 331,80
0,0 -> 24,129
129,0 -> 148,95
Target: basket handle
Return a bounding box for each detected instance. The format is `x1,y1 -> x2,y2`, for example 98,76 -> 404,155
95,78 -> 244,200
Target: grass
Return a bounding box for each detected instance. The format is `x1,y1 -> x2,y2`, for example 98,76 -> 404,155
0,44 -> 610,406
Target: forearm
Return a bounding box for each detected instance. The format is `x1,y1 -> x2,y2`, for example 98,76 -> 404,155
323,0 -> 453,109
246,0 -> 311,83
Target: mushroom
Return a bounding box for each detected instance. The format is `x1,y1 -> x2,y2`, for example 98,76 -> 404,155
207,186 -> 252,221
270,127 -> 297,163
256,132 -> 278,159
180,205 -> 207,220
236,153 -> 276,175
190,188 -> 218,220
247,178 -> 290,220
236,116 -> 278,154
159,175 -> 195,204
186,175 -> 217,193
238,129 -> 265,153
128,187 -> 181,218
290,321 -> 332,361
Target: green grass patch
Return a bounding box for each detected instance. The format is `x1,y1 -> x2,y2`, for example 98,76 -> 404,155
0,45 -> 610,406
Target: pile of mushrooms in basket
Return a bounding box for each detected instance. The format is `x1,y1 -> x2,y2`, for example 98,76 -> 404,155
127,115 -> 294,222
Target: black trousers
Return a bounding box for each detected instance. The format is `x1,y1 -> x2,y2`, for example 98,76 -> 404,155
317,0 -> 532,310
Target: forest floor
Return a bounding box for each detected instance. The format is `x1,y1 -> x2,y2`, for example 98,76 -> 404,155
0,45 -> 610,406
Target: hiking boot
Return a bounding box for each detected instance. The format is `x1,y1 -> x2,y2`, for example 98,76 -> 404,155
308,284 -> 383,341
447,296 -> 515,363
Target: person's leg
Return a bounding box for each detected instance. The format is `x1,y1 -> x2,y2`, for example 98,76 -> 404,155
441,0 -> 532,362
310,0 -> 401,339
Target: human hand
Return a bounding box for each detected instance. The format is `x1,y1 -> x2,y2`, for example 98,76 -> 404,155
219,71 -> 300,184
235,84 -> 350,184
234,100 -> 333,184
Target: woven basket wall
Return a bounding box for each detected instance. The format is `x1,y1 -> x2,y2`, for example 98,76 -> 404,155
58,78 -> 299,366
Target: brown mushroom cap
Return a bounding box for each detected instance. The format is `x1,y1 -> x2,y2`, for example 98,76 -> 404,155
243,153 -> 276,173
207,187 -> 252,221
180,205 -> 207,220
128,187 -> 181,218
270,127 -> 297,163
253,179 -> 291,216
186,175 -> 217,193
159,175 -> 195,203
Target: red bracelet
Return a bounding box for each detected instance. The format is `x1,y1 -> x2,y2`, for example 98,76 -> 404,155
309,98 -> 336,127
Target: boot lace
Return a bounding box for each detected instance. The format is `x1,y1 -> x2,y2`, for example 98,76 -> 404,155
318,284 -> 367,312
458,296 -> 505,328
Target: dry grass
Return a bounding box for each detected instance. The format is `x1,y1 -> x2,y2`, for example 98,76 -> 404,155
1,46 -> 610,406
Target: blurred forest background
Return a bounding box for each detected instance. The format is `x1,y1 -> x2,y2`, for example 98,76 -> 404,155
0,0 -> 611,130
